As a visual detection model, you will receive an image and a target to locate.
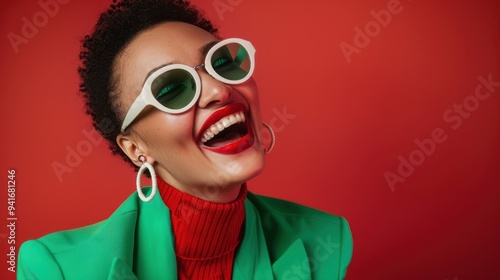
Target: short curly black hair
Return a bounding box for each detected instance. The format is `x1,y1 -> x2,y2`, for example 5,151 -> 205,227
78,0 -> 218,170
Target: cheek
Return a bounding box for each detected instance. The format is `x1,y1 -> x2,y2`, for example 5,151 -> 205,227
138,110 -> 196,147
237,79 -> 261,112
235,79 -> 266,143
237,78 -> 259,103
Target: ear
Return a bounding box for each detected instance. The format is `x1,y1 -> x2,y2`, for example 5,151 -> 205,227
116,132 -> 151,167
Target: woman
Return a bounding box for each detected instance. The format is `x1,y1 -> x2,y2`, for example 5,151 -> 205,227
18,0 -> 352,279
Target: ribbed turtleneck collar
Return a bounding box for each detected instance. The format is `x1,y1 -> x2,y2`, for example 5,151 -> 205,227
157,176 -> 246,279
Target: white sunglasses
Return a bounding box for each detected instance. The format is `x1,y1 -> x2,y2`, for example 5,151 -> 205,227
120,38 -> 256,132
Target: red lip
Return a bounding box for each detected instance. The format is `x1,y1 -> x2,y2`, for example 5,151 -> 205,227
196,103 -> 255,155
196,103 -> 247,141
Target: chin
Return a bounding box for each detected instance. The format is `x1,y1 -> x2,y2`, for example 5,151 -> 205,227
233,149 -> 266,183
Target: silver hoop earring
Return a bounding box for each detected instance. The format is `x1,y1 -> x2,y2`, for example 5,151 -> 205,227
262,122 -> 275,154
136,155 -> 157,202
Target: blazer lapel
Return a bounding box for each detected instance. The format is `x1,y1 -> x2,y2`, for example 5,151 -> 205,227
271,239 -> 311,280
106,188 -> 177,280
233,201 -> 274,280
233,200 -> 311,280
134,189 -> 177,279
107,257 -> 138,280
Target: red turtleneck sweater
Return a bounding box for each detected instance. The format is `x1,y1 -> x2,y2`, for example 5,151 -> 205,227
157,177 -> 246,280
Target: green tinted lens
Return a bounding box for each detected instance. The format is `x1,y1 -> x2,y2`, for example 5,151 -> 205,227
151,69 -> 196,110
211,43 -> 251,81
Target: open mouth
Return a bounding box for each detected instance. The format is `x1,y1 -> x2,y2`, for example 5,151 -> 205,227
201,111 -> 248,147
197,103 -> 254,154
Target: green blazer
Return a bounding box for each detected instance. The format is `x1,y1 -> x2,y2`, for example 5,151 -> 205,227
18,190 -> 352,279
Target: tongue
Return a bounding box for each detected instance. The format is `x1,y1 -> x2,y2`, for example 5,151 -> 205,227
206,132 -> 242,147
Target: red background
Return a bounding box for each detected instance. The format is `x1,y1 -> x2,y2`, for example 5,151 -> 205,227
1,0 -> 499,279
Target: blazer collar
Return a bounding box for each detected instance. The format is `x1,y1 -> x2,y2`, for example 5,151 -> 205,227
106,190 -> 311,279
106,189 -> 177,280
107,257 -> 137,280
233,200 -> 311,280
271,239 -> 311,280
134,190 -> 177,279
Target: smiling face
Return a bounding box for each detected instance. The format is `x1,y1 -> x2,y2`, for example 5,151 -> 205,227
115,22 -> 266,202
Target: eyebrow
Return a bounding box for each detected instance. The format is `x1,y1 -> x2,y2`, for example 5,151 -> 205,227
142,40 -> 220,84
143,61 -> 178,83
200,40 -> 219,57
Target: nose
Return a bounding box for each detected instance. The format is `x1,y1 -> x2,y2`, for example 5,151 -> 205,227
197,71 -> 232,108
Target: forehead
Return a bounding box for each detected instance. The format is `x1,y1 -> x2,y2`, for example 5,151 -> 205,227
121,21 -> 217,66
115,21 -> 217,99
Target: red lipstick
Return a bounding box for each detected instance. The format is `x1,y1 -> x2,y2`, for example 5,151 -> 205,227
197,103 -> 255,154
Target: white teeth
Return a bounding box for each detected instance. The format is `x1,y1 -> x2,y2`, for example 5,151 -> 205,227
201,111 -> 246,143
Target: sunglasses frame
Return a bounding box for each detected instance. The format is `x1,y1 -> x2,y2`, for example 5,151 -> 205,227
120,38 -> 255,132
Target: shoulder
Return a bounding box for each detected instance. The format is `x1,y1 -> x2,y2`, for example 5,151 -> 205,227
23,192 -> 140,252
246,192 -> 353,278
247,191 -> 350,231
17,193 -> 141,279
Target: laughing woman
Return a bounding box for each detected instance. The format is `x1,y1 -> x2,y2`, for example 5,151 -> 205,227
17,0 -> 352,279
